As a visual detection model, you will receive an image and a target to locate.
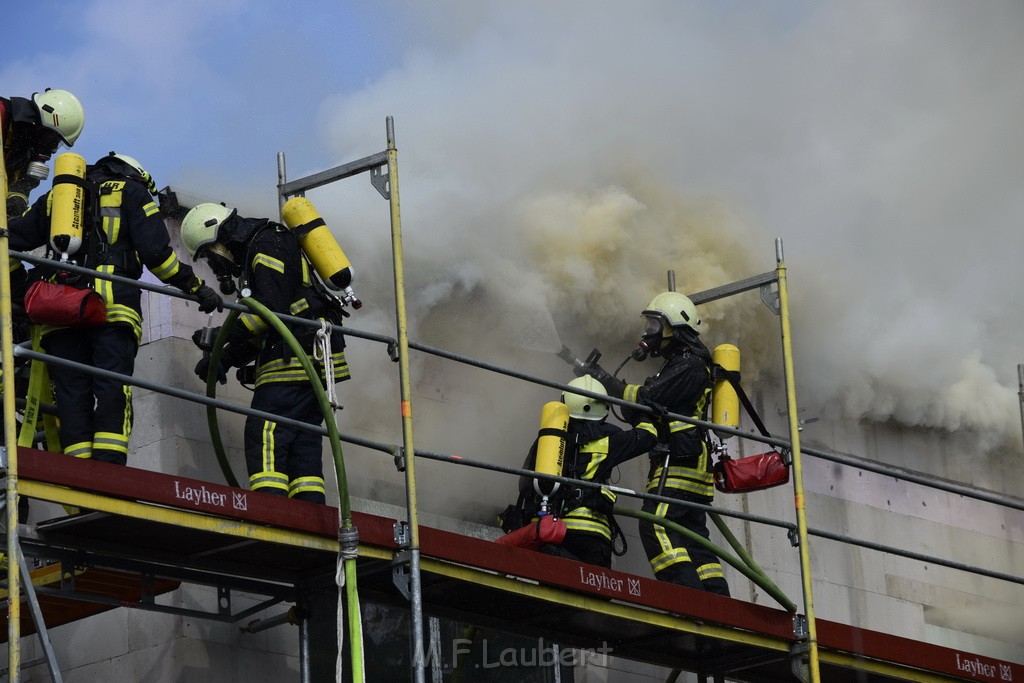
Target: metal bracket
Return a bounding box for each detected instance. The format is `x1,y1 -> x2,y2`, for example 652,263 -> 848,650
0,445 -> 7,471
792,613 -> 808,639
370,165 -> 390,200
393,521 -> 410,548
393,446 -> 406,473
391,538 -> 412,602
788,528 -> 800,547
386,341 -> 399,362
789,617 -> 810,683
392,559 -> 411,601
760,282 -> 781,316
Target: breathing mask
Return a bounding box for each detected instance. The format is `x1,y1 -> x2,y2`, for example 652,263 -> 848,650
634,315 -> 670,360
201,243 -> 239,295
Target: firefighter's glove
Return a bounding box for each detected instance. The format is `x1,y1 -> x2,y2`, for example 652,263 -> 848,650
190,278 -> 223,313
642,398 -> 670,419
587,364 -> 625,397
194,356 -> 227,385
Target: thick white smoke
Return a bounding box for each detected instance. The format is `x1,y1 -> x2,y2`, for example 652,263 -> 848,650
309,1 -> 1024,471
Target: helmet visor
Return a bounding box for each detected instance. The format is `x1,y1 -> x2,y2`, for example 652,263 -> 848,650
642,315 -> 664,337
34,128 -> 64,156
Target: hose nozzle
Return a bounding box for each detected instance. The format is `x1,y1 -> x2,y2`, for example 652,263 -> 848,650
556,345 -> 576,364
557,346 -> 602,375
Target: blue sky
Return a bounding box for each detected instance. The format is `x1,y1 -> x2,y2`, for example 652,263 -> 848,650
4,0 -> 404,193
5,1 -> 1024,444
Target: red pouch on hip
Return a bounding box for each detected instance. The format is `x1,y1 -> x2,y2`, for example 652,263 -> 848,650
496,514 -> 567,550
713,451 -> 790,493
24,280 -> 107,327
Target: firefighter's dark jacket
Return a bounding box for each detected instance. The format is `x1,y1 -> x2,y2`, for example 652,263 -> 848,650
599,339 -> 715,499
221,218 -> 349,388
9,167 -> 201,342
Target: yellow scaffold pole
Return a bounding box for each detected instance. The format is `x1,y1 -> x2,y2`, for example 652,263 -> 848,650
775,238 -> 820,681
384,116 -> 426,682
0,122 -> 24,679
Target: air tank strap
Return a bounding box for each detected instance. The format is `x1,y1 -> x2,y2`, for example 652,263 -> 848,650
714,367 -> 771,437
51,174 -> 91,190
291,216 -> 326,239
537,427 -> 568,439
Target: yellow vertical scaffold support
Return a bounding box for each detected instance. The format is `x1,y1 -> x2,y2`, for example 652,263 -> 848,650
384,117 -> 427,683
0,120 -> 25,679
775,238 -> 820,681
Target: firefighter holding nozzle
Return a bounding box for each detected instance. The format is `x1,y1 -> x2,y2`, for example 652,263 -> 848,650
582,292 -> 730,595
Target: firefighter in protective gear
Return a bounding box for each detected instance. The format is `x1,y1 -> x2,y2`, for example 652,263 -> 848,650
584,292 -> 730,595
514,375 -> 658,567
1,89 -> 85,217
181,203 -> 350,504
8,152 -> 221,466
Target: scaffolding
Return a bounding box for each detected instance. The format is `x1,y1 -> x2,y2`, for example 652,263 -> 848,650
1,118 -> 1022,682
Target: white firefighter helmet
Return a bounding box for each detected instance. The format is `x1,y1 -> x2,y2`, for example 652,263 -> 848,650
642,291 -> 701,333
99,152 -> 157,195
32,89 -> 85,146
181,203 -> 235,258
562,375 -> 609,421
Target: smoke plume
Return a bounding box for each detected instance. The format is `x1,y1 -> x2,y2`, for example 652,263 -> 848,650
311,1 -> 1024,480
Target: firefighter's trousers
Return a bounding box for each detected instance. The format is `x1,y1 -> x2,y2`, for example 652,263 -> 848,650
639,489 -> 730,596
42,325 -> 137,466
244,384 -> 327,504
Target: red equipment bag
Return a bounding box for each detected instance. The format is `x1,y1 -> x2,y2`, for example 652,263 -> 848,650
495,513 -> 567,550
24,280 -> 107,327
713,451 -> 790,494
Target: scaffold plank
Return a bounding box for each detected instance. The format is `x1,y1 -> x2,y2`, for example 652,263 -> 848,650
14,446 -> 1022,682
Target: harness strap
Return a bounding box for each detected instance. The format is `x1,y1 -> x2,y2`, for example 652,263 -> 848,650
716,367 -> 771,437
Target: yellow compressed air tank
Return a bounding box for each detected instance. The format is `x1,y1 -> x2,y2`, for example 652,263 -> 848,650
49,153 -> 87,260
712,344 -> 740,431
281,197 -> 353,290
534,401 -> 570,496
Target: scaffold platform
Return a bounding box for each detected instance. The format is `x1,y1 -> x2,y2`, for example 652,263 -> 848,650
5,447 -> 1020,682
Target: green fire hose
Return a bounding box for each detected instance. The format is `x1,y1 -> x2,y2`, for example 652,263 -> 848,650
201,297 -> 364,681
614,505 -> 796,612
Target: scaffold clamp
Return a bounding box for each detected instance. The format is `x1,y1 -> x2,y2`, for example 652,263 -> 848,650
393,520 -> 410,548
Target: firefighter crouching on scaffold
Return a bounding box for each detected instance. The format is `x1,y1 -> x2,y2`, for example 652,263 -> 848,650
499,375 -> 658,568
